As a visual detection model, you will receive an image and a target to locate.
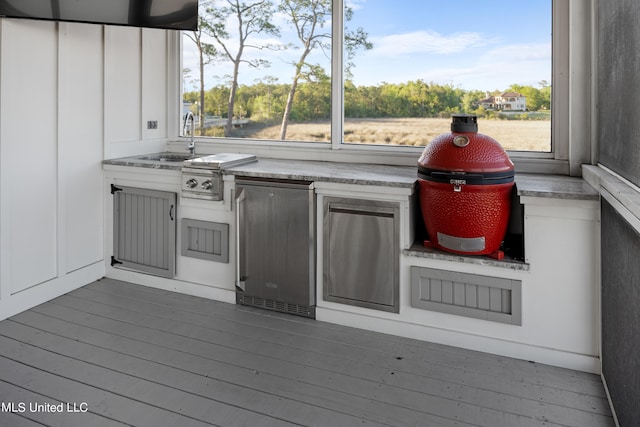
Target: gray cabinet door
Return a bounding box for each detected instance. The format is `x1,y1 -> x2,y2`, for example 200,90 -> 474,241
112,185 -> 176,277
323,197 -> 399,313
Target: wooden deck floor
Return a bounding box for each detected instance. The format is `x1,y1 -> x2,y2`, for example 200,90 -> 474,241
0,278 -> 614,427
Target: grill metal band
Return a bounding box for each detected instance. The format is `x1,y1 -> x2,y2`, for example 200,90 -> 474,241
417,165 -> 514,185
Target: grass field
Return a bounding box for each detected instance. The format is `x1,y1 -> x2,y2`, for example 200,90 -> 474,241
225,117 -> 552,152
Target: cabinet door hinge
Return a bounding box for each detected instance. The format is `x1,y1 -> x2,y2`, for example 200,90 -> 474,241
111,184 -> 123,194
110,256 -> 122,267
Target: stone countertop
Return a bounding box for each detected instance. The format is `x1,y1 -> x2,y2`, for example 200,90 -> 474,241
404,243 -> 529,271
514,173 -> 599,201
224,158 -> 417,188
103,154 -> 599,200
226,159 -> 599,200
103,153 -> 189,171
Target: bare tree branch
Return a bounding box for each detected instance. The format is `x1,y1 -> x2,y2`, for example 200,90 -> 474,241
205,0 -> 280,135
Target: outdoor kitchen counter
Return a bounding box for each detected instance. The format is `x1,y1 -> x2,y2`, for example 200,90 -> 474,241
223,158 -> 417,188
224,158 -> 599,200
515,172 -> 599,201
103,153 -> 187,171
103,155 -> 600,199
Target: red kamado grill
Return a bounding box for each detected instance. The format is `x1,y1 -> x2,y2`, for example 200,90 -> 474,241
417,114 -> 514,259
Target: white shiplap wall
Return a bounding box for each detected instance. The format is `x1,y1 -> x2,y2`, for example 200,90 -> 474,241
0,19 -> 174,320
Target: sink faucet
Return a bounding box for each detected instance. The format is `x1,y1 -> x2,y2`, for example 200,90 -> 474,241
184,112 -> 196,156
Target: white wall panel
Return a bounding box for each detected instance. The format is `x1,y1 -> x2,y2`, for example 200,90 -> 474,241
105,26 -> 142,144
103,26 -> 171,159
142,29 -> 168,140
1,20 -> 58,293
58,22 -> 104,273
0,19 -> 172,320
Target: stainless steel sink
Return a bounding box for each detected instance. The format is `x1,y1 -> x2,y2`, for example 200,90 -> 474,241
137,153 -> 196,162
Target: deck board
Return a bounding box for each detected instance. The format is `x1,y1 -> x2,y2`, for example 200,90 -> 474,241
20,303 -> 541,427
45,292 -> 609,423
0,343 -> 213,427
83,280 -> 604,389
0,322 -> 353,427
0,278 -> 614,427
78,281 -> 608,400
0,380 -> 128,427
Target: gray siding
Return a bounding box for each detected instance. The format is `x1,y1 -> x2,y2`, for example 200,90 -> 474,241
601,199 -> 640,427
597,0 -> 640,188
597,1 -> 640,424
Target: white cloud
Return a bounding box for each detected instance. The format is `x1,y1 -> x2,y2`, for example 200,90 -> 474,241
370,30 -> 494,56
347,39 -> 551,91
479,42 -> 551,62
346,0 -> 368,12
410,42 -> 551,90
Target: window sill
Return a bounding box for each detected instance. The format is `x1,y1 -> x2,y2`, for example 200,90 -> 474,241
583,164 -> 640,233
166,139 -> 569,174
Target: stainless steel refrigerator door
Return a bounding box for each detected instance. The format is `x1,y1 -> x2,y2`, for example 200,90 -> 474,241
236,179 -> 315,311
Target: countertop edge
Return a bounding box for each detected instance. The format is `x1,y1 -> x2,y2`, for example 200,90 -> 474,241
403,244 -> 529,271
102,155 -> 599,200
583,165 -> 640,223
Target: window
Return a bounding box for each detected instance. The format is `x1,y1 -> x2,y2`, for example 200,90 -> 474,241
343,1 -> 551,152
182,0 -> 332,143
178,0 -> 591,174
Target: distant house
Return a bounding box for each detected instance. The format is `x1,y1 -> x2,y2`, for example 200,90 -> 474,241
478,94 -> 497,110
494,92 -> 527,111
477,91 -> 527,111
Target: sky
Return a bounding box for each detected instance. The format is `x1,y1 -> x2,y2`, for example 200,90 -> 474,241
182,0 -> 551,92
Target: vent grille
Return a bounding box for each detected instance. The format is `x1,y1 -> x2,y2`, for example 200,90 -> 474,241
410,266 -> 522,325
237,294 -> 315,319
181,219 -> 229,263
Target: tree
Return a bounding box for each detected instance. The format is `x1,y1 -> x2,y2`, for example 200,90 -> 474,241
538,80 -> 551,110
509,83 -> 545,111
183,1 -> 218,134
251,76 -> 280,122
278,0 -> 371,140
206,0 -> 280,136
206,83 -> 231,117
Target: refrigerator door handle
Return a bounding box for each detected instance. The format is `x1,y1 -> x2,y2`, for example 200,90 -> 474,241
235,187 -> 247,292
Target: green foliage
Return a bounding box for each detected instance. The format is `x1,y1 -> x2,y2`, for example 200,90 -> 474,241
509,82 -> 551,111
345,80 -> 467,118
185,79 -> 552,126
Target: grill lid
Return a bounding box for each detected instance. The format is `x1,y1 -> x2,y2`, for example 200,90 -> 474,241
418,114 -> 514,177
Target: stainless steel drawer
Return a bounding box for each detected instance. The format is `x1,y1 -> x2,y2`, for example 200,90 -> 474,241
323,197 -> 400,313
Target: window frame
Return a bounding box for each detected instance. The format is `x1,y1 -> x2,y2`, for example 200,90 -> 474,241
170,0 -> 594,175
